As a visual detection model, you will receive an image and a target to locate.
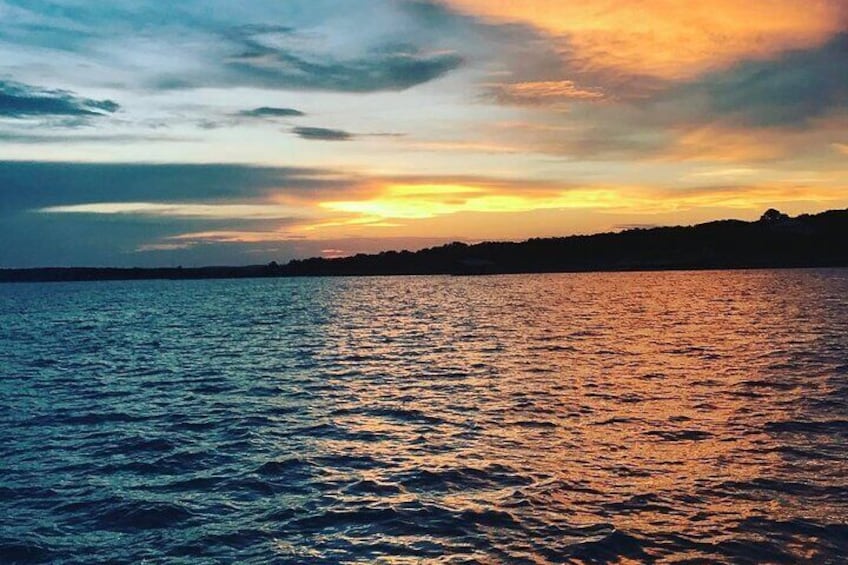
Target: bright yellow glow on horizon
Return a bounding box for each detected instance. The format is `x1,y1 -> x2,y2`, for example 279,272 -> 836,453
318,183 -> 630,222
39,180 -> 848,248
308,179 -> 848,239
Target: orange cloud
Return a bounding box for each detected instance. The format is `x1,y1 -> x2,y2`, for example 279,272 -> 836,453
662,118 -> 848,163
491,80 -> 606,105
167,230 -> 291,243
448,0 -> 845,79
664,126 -> 787,162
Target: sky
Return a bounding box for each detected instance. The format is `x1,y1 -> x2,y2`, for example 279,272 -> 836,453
1,0 -> 846,267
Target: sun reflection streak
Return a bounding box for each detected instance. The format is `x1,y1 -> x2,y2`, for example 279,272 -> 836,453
284,271 -> 848,562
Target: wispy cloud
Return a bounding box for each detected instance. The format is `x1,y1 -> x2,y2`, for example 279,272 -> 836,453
292,126 -> 354,141
225,45 -> 463,92
0,131 -> 190,144
150,23 -> 465,93
39,202 -> 312,220
489,80 -> 606,106
237,106 -> 305,118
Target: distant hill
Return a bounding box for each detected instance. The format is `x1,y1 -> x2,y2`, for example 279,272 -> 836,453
282,208 -> 848,276
2,208 -> 848,283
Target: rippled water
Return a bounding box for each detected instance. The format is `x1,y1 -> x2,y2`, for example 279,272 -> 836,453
2,270 -> 848,564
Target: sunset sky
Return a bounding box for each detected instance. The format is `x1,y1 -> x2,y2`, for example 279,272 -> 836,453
1,0 -> 847,266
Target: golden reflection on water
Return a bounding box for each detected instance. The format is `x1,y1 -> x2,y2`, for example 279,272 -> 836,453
4,271 -> 845,563
303,270 -> 848,563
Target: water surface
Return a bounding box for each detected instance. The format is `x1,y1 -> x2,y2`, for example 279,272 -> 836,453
2,270 -> 847,563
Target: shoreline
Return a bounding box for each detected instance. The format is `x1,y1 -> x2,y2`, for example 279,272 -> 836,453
4,207 -> 847,283
3,263 -> 848,284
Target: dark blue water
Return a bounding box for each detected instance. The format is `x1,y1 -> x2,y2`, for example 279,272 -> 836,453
2,271 -> 847,563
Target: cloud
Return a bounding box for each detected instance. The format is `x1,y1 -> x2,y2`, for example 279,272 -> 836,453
659,117 -> 848,163
462,119 -> 671,161
444,0 -> 847,80
292,126 -> 354,141
455,33 -> 848,162
489,80 -> 606,106
223,35 -> 464,92
39,202 -> 311,220
0,79 -> 119,118
0,159 -> 366,267
675,33 -> 848,127
0,161 -> 358,213
0,131 -> 190,144
237,106 -> 305,118
0,2 -> 471,95
150,23 -> 464,93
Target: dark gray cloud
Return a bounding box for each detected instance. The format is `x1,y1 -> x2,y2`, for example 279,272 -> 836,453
628,33 -> 848,130
238,106 -> 305,118
686,33 -> 848,127
0,161 -> 354,213
0,80 -> 119,118
292,126 -> 354,141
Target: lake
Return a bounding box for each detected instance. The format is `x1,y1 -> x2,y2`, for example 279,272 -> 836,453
2,270 -> 847,563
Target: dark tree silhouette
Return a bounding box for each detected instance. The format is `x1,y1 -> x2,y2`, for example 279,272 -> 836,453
3,208 -> 847,282
760,209 -> 790,222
